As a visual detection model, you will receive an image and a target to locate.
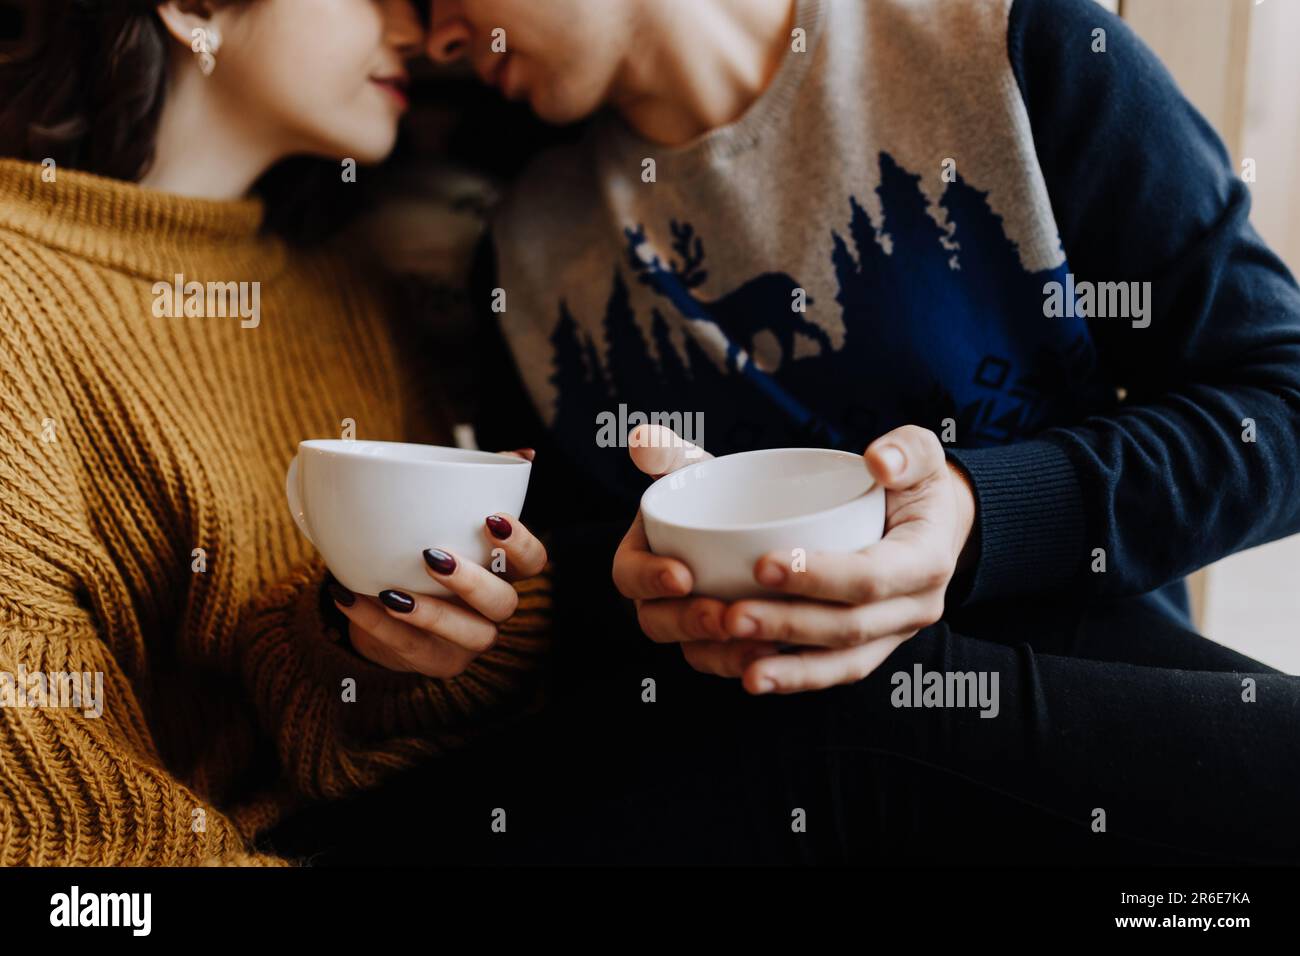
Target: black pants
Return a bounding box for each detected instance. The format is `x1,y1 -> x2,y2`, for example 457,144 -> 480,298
259,532 -> 1300,866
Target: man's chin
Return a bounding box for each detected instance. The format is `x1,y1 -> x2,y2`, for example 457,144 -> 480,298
530,93 -> 601,127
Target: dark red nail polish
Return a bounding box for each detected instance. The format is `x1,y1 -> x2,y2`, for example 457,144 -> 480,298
326,572 -> 356,607
422,549 -> 457,575
379,589 -> 416,613
485,515 -> 512,540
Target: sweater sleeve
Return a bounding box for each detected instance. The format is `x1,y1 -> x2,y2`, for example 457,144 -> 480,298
0,309 -> 552,866
945,0 -> 1300,607
0,632 -> 295,867
233,554 -> 553,803
0,383 -> 291,866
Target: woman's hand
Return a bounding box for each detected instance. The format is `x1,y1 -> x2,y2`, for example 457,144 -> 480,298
613,425 -> 977,694
327,451 -> 549,677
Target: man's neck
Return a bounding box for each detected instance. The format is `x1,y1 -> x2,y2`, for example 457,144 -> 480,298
611,0 -> 797,147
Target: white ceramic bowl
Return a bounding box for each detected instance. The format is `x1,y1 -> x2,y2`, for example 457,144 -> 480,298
285,440 -> 531,597
640,447 -> 886,600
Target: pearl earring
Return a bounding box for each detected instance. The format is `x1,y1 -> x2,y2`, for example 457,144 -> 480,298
191,24 -> 222,75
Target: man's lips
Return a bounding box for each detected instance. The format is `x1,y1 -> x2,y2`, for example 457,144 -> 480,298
478,54 -> 517,98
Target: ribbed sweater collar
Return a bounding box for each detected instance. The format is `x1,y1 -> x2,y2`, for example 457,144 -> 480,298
0,158 -> 286,281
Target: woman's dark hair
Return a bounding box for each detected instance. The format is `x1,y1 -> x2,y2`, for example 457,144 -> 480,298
0,0 -> 369,243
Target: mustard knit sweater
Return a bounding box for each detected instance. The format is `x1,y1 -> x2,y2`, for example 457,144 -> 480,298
0,158 -> 552,866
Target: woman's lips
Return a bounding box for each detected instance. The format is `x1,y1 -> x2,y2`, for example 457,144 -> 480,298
371,76 -> 410,109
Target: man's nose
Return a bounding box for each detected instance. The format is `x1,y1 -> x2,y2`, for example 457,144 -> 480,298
427,18 -> 472,64
383,0 -> 426,59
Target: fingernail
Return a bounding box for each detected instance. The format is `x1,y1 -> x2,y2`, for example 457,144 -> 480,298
513,448 -> 536,462
756,562 -> 785,588
422,549 -> 457,575
485,515 -> 512,540
730,615 -> 758,638
755,677 -> 777,694
379,589 -> 416,614
879,445 -> 906,476
326,572 -> 356,608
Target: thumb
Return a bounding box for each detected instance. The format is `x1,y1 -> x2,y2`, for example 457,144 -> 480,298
864,425 -> 947,491
628,424 -> 712,478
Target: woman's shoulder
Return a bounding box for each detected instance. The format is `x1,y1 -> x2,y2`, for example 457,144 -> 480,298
0,226 -> 64,357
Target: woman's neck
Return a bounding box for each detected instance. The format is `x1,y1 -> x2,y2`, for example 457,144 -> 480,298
140,62 -> 285,200
612,0 -> 797,147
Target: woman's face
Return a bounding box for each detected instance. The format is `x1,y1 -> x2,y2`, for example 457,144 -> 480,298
207,0 -> 425,164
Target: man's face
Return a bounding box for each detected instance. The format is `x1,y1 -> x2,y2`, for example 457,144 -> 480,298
428,0 -> 636,123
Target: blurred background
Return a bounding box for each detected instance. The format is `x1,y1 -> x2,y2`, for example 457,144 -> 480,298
1099,0 -> 1300,672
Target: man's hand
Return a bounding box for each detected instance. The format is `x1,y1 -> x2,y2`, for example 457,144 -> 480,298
612,425 -> 976,695
611,426 -> 773,675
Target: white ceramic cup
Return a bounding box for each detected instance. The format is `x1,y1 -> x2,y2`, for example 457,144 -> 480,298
641,447 -> 886,600
284,439 -> 531,597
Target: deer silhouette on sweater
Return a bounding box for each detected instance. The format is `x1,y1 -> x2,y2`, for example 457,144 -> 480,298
624,221 -> 833,374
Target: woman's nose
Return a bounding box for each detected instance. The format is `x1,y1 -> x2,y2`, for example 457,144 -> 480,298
427,18 -> 472,64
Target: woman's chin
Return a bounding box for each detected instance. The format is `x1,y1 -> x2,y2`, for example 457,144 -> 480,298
315,124 -> 400,168
359,133 -> 402,164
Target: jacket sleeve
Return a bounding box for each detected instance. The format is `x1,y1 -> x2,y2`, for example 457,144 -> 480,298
945,0 -> 1300,607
